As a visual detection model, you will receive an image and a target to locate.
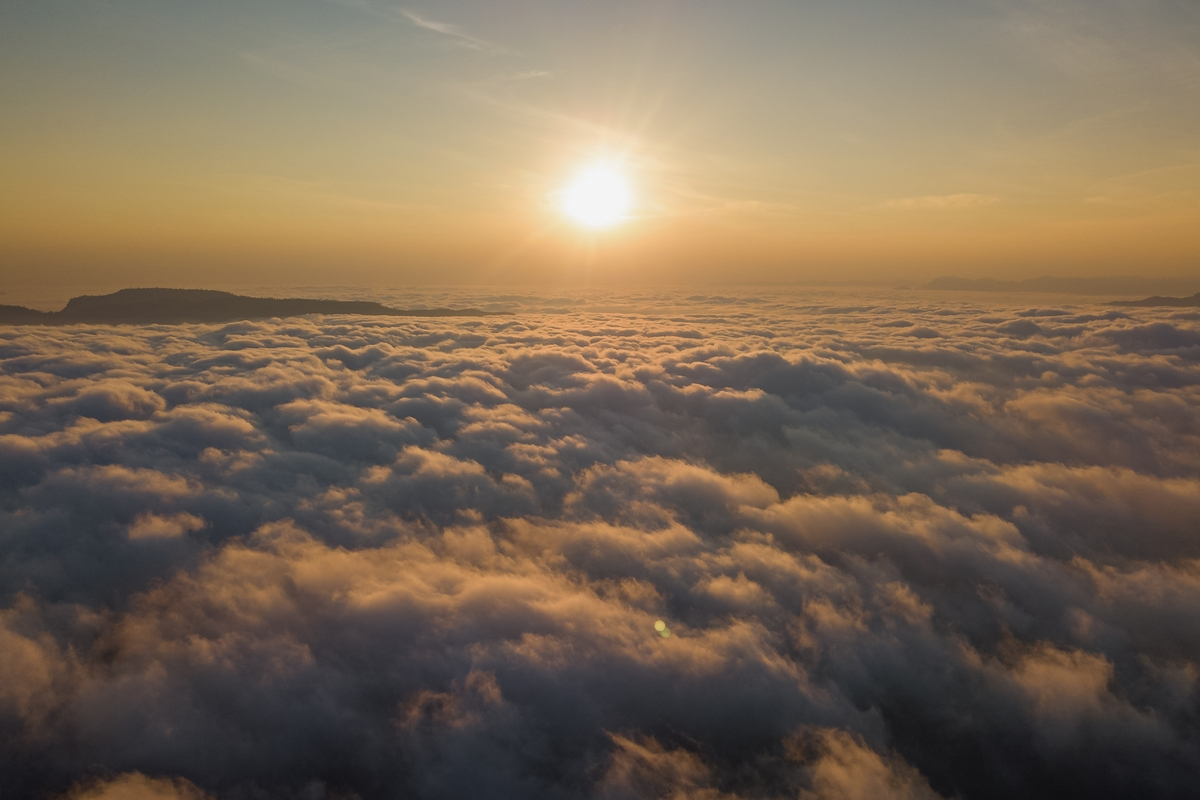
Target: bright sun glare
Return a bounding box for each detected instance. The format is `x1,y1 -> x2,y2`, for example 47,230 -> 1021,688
561,164 -> 632,229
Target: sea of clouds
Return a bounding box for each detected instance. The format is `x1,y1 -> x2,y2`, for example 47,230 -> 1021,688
2,288 -> 1199,800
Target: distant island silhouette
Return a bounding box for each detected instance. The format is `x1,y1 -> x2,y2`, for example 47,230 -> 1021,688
1109,292 -> 1200,308
0,288 -> 506,325
922,276 -> 1200,295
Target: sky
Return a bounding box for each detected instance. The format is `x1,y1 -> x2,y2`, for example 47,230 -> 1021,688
1,0 -> 1199,287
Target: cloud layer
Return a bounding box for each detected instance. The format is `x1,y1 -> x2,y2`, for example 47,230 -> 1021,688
1,290 -> 1199,799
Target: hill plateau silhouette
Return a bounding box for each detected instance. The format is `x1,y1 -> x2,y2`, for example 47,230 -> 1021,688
0,288 -> 505,325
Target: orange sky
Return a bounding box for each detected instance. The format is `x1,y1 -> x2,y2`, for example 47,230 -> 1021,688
2,0 -> 1198,288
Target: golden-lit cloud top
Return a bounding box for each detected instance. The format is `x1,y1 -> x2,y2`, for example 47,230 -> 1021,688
2,290 -> 1200,795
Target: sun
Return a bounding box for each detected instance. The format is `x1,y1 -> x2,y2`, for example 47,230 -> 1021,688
560,164 -> 632,229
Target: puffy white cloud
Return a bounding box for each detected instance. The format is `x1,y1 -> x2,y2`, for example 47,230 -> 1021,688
1,290 -> 1198,798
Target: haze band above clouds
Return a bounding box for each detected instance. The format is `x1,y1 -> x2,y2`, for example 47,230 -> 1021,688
2,291 -> 1199,799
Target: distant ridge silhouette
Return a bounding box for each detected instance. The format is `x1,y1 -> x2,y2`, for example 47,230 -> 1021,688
0,288 -> 506,325
922,276 -> 1200,295
1110,292 -> 1200,308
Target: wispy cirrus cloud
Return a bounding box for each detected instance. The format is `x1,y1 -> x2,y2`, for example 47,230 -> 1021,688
503,69 -> 551,81
400,8 -> 502,52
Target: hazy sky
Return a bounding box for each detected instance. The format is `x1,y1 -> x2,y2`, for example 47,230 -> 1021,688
2,0 -> 1198,286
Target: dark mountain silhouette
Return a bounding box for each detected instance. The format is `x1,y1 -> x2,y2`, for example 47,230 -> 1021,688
922,276 -> 1200,295
0,304 -> 50,323
0,288 -> 506,325
1110,292 -> 1200,308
